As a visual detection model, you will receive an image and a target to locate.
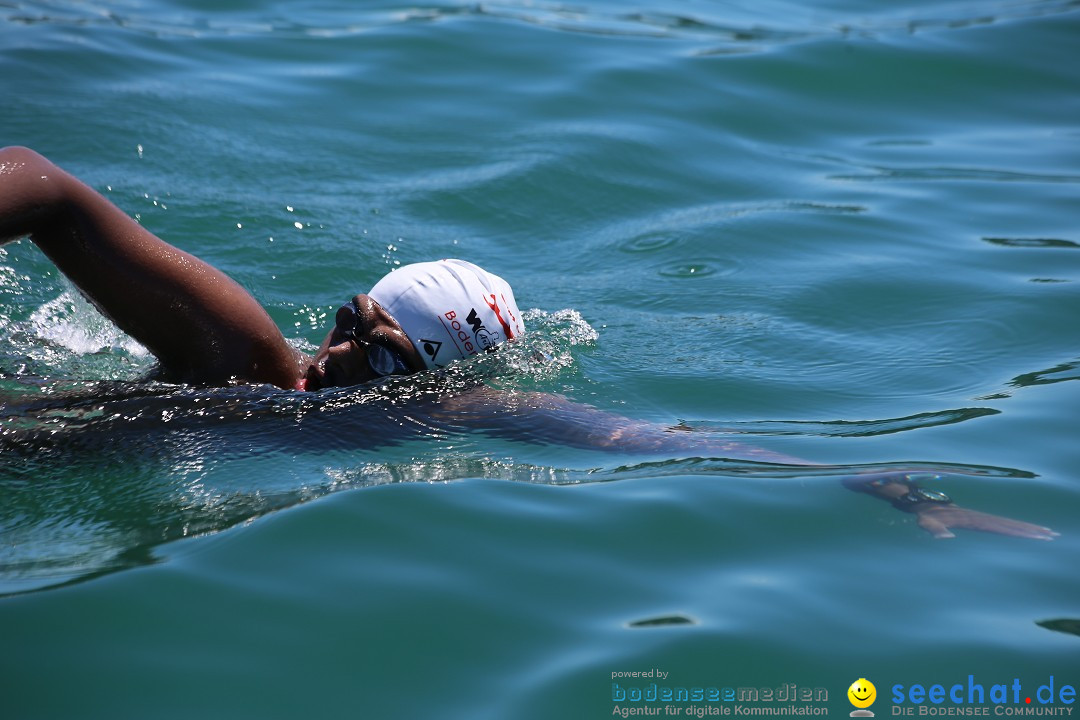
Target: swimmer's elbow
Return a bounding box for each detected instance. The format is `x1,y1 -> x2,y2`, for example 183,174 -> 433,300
0,146 -> 75,243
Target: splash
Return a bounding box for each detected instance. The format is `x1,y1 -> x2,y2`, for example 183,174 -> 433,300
28,291 -> 149,358
498,308 -> 598,376
2,287 -> 152,383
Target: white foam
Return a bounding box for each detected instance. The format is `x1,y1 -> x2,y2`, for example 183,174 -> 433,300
29,290 -> 149,358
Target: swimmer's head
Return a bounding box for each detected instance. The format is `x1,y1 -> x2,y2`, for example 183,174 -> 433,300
368,259 -> 524,370
305,260 -> 522,390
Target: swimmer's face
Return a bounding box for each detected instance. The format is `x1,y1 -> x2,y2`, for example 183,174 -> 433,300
305,294 -> 425,390
848,680 -> 876,709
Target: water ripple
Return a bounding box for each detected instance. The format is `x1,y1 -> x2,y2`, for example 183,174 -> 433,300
656,259 -> 738,280
983,237 -> 1080,249
1008,358 -> 1080,389
618,231 -> 681,255
626,613 -> 698,628
610,199 -> 866,248
6,0 -> 1077,52
1036,618 -> 1080,639
679,407 -> 1001,438
598,457 -> 1033,482
829,165 -> 1080,184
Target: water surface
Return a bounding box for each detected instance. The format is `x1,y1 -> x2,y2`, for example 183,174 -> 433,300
2,0 -> 1078,717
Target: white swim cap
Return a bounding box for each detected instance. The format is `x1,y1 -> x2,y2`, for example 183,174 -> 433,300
368,259 -> 525,370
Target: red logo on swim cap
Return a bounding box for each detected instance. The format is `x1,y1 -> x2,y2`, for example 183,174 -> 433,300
485,294 -> 516,340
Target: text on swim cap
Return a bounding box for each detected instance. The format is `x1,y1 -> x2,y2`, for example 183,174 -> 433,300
442,308 -> 503,359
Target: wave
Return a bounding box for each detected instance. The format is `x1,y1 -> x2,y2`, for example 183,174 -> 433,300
829,165 -> 1080,185
982,237 -> 1080,249
5,0 -> 1078,51
678,407 -> 1001,438
0,428 -> 1034,598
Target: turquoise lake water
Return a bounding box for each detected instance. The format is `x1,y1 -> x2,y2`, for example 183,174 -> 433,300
2,0 -> 1079,717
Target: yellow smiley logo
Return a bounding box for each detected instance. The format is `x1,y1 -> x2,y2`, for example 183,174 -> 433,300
848,678 -> 877,709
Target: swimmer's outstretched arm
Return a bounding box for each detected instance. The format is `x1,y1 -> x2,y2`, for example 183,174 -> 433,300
841,472 -> 1057,540
441,388 -> 1057,541
0,146 -> 305,388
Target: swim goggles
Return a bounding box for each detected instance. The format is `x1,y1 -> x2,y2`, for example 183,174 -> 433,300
881,473 -> 952,510
335,299 -> 411,378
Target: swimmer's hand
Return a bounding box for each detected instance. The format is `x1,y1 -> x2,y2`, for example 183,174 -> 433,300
910,503 -> 1058,541
843,472 -> 1057,541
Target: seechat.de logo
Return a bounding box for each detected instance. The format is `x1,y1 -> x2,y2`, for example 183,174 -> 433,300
849,678 -> 877,717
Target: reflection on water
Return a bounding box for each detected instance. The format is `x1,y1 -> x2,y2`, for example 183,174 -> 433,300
0,302 -> 598,594
1036,618 -> 1080,639
627,614 -> 698,627
983,237 -> 1080,249
684,407 -> 1002,438
6,0 -> 1078,50
1009,358 -> 1080,389
0,355 -> 1040,597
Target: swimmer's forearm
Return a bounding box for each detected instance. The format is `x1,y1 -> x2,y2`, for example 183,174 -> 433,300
439,389 -> 1054,539
842,471 -> 1057,540
612,424 -> 1055,538
606,421 -> 809,464
442,388 -> 808,462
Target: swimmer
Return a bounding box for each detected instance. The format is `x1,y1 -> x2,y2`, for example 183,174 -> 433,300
0,145 -> 516,392
0,146 -> 1057,541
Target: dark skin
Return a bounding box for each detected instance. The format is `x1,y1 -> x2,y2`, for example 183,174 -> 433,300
0,145 -> 423,391
0,146 -> 1057,541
